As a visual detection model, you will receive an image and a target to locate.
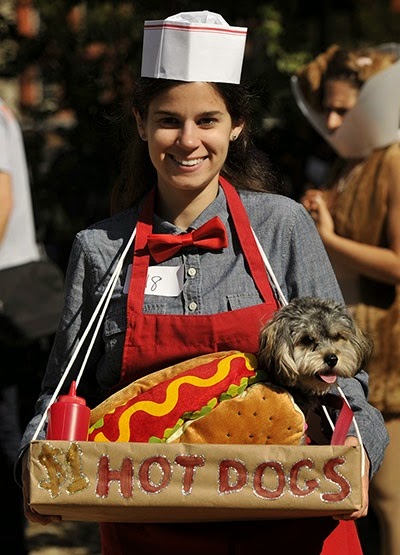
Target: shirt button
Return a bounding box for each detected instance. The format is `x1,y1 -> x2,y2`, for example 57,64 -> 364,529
188,301 -> 198,312
188,267 -> 197,277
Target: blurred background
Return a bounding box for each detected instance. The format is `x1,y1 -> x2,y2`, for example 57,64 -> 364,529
1,1 -> 399,553
2,0 -> 400,273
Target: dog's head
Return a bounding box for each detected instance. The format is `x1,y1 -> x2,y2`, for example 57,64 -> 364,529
258,297 -> 373,396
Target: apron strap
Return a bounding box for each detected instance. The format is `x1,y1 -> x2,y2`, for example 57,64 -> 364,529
128,189 -> 155,312
219,176 -> 275,301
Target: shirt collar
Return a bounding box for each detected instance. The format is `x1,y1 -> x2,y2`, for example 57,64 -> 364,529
152,184 -> 229,234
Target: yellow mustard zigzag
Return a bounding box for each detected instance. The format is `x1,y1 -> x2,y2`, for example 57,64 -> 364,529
94,352 -> 255,442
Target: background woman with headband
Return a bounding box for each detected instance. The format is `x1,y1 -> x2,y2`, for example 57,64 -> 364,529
295,44 -> 400,555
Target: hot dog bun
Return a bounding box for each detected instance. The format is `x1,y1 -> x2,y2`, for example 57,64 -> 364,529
172,382 -> 305,445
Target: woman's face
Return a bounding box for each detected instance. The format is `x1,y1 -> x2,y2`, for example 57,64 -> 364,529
134,82 -> 243,197
323,79 -> 360,133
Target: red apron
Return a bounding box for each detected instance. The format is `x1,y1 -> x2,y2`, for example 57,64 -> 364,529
100,178 -> 362,555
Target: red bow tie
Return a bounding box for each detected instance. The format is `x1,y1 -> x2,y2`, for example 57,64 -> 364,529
147,216 -> 228,263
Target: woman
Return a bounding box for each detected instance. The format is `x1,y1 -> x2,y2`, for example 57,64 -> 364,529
296,44 -> 400,555
20,13 -> 388,555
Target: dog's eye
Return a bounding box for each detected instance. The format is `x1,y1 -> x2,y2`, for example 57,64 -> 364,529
300,335 -> 314,346
332,333 -> 343,342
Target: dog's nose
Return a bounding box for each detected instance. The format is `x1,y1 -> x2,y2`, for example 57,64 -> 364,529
324,353 -> 338,367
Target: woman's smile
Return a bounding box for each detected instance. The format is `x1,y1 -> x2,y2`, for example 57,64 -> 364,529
167,154 -> 207,168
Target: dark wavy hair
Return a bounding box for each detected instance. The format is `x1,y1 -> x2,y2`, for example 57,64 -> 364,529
111,78 -> 278,214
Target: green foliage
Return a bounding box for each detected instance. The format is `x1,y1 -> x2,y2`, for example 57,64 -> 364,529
2,0 -> 400,254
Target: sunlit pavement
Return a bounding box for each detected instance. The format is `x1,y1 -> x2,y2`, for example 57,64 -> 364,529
26,521 -> 101,555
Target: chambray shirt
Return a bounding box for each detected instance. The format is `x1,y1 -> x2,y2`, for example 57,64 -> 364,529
20,186 -> 389,476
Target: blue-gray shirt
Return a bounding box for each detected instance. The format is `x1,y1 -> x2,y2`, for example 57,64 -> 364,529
20,187 -> 388,476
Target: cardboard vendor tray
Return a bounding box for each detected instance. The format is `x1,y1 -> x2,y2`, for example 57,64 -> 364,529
28,440 -> 363,523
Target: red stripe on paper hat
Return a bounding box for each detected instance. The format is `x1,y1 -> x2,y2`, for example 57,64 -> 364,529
141,11 -> 248,84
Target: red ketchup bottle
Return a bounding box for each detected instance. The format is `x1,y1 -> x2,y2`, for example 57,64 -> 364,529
46,380 -> 90,441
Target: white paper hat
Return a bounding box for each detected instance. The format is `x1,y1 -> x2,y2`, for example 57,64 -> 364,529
141,11 -> 247,84
291,43 -> 400,159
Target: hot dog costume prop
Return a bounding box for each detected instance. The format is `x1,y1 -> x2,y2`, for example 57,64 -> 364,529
88,351 -> 306,446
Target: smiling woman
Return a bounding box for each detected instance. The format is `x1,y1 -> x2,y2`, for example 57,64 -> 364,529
19,11 -> 389,555
132,81 -> 244,227
112,75 -> 277,215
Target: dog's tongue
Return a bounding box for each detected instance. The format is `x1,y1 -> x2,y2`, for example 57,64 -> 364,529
320,374 -> 337,384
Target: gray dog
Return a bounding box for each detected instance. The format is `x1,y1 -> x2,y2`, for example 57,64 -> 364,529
257,296 -> 373,413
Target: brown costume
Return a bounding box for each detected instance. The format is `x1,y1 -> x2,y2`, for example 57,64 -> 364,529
330,144 -> 400,418
295,43 -> 400,555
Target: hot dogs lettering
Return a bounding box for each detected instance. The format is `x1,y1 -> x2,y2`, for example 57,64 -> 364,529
34,441 -> 355,510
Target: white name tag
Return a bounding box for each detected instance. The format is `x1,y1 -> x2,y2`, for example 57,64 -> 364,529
123,264 -> 184,297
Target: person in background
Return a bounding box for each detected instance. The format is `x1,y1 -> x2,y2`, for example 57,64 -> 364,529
0,94 -> 41,554
294,44 -> 400,555
19,12 -> 388,555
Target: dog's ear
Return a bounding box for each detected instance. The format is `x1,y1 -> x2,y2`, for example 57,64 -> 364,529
257,316 -> 299,387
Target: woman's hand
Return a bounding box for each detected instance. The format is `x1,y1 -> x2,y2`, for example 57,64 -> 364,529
301,189 -> 335,242
300,188 -> 325,214
21,450 -> 62,525
333,436 -> 370,521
